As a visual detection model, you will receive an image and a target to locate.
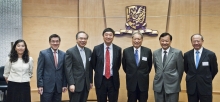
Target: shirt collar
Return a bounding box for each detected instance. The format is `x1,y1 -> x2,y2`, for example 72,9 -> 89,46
77,44 -> 84,51
51,48 -> 58,53
194,47 -> 203,53
133,47 -> 141,52
162,47 -> 170,53
104,43 -> 113,49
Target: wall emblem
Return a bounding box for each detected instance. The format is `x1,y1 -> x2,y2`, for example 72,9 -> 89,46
115,5 -> 158,36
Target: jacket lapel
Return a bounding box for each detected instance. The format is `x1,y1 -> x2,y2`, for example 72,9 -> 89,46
73,46 -> 85,70
47,48 -> 56,68
189,49 -> 196,69
163,48 -> 174,68
197,48 -> 207,69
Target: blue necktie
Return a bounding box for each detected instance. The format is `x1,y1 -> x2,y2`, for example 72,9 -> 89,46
135,49 -> 139,66
195,51 -> 200,69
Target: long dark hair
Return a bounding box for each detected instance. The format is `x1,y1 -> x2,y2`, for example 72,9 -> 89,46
9,39 -> 29,63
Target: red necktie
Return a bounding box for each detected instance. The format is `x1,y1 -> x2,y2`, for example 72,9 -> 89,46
105,47 -> 110,79
53,51 -> 58,68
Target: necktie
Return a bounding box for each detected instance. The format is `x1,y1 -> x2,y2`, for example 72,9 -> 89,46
196,51 -> 200,69
53,51 -> 58,68
80,49 -> 86,68
163,51 -> 167,67
135,49 -> 139,66
105,47 -> 110,79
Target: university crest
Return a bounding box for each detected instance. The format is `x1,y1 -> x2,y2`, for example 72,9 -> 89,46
115,5 -> 158,36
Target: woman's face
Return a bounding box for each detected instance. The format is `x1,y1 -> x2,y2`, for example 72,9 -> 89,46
15,42 -> 25,55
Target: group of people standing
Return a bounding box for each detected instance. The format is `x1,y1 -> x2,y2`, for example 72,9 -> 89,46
3,27 -> 218,102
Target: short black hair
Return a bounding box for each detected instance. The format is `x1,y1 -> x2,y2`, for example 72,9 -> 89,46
102,28 -> 115,36
49,34 -> 61,42
76,31 -> 89,39
159,32 -> 172,41
191,34 -> 204,41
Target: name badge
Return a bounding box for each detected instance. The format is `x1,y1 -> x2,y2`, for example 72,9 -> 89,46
142,57 -> 147,61
202,62 -> 209,66
89,57 -> 91,61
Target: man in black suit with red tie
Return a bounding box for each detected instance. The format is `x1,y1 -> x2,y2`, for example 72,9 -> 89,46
91,28 -> 121,102
184,34 -> 218,102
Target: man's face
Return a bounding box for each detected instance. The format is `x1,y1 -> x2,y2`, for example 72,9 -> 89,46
191,35 -> 203,50
132,34 -> 143,49
77,33 -> 88,48
103,32 -> 114,45
50,37 -> 60,50
159,35 -> 172,50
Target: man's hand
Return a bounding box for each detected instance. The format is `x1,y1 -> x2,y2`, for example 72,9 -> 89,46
69,85 -> 75,93
90,83 -> 93,89
62,87 -> 67,93
38,87 -> 43,95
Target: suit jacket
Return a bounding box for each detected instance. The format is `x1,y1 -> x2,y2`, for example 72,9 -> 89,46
37,48 -> 67,93
122,46 -> 152,92
184,48 -> 218,95
65,45 -> 92,92
91,43 -> 121,90
153,47 -> 184,94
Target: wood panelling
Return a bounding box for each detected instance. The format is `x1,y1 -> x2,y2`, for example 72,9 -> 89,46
23,0 -> 78,101
201,0 -> 220,92
22,0 -> 220,101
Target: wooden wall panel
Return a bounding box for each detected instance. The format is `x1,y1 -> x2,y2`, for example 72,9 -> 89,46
22,0 -> 220,101
201,0 -> 220,93
23,0 -> 78,101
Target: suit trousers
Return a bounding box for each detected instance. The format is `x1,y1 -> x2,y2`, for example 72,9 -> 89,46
69,79 -> 89,102
154,85 -> 179,102
127,83 -> 148,102
96,76 -> 119,102
40,84 -> 62,102
187,84 -> 212,102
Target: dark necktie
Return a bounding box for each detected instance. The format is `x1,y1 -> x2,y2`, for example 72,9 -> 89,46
163,51 -> 167,67
53,51 -> 58,68
105,47 -> 110,79
135,49 -> 139,66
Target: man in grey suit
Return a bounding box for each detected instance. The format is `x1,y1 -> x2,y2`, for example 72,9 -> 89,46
65,31 -> 93,102
153,33 -> 184,102
37,34 -> 67,102
184,34 -> 218,102
91,28 -> 121,102
122,32 -> 152,102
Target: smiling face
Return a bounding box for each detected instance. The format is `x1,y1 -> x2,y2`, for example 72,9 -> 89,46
49,37 -> 60,51
191,34 -> 203,50
103,31 -> 114,46
76,32 -> 88,48
132,33 -> 143,49
15,42 -> 26,55
159,35 -> 172,50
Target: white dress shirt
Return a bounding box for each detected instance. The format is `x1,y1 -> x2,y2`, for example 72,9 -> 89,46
162,47 -> 170,62
103,43 -> 113,76
133,47 -> 141,63
194,47 -> 203,65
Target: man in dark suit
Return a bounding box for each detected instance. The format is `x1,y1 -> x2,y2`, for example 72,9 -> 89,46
184,34 -> 218,102
91,28 -> 121,102
37,34 -> 67,102
153,33 -> 184,102
65,31 -> 93,102
122,32 -> 152,102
